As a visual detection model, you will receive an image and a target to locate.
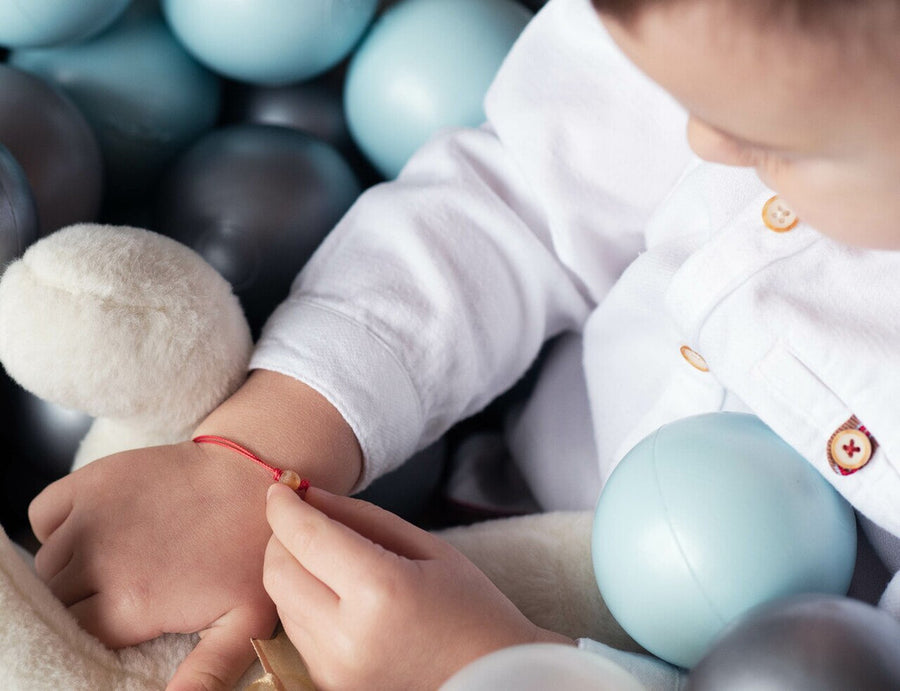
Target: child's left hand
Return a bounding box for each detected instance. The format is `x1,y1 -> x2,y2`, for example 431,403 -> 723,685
263,484 -> 574,690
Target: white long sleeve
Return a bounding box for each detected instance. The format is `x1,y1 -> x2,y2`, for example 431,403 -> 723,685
251,0 -> 691,490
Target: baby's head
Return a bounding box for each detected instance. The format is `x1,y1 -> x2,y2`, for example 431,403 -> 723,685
593,0 -> 900,249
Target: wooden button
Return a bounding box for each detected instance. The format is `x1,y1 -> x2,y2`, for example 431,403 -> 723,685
828,417 -> 875,475
680,345 -> 709,372
762,195 -> 799,232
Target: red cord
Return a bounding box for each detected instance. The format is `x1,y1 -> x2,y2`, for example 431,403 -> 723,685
192,434 -> 310,494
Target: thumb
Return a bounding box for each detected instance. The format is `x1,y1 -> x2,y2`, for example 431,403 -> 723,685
165,604 -> 277,691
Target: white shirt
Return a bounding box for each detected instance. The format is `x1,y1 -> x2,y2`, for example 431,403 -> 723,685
252,0 -> 900,555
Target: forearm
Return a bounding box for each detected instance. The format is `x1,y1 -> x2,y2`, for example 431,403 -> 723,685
193,368 -> 363,494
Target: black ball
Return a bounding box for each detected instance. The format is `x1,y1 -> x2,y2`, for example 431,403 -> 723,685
221,72 -> 384,189
0,374 -> 91,536
1,373 -> 93,480
0,65 -> 102,236
0,143 -> 38,265
222,71 -> 351,154
155,123 -> 362,335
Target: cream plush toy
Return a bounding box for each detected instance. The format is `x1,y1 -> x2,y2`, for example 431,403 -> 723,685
0,223 -> 637,690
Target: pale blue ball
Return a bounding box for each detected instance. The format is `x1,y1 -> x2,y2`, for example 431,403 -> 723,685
592,412 -> 857,669
0,0 -> 132,48
344,0 -> 533,179
162,0 -> 378,86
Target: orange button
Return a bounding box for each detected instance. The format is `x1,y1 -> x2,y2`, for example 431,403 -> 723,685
680,345 -> 709,372
762,195 -> 799,232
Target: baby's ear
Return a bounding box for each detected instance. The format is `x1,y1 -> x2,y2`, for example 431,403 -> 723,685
0,223 -> 252,435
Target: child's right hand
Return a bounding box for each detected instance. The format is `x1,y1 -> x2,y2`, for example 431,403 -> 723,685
29,440 -> 279,691
263,484 -> 575,690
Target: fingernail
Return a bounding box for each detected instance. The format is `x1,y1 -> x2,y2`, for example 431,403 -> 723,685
267,483 -> 278,501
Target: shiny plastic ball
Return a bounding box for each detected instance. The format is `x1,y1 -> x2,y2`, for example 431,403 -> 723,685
155,124 -> 361,335
0,65 -> 103,235
687,595 -> 900,689
162,0 -> 378,85
0,0 -> 131,49
344,0 -> 532,178
592,412 -> 857,668
11,8 -> 220,200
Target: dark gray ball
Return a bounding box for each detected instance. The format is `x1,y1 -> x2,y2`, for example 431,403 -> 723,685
1,373 -> 93,480
222,71 -> 351,153
155,123 -> 361,336
687,594 -> 900,691
0,65 -> 102,236
0,143 -> 38,265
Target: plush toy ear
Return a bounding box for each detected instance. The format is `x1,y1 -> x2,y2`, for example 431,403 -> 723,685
0,223 -> 252,465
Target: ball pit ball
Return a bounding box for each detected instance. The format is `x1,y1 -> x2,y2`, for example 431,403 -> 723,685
592,412 -> 857,669
0,0 -> 132,49
0,65 -> 103,236
1,373 -> 93,480
0,144 -> 38,265
687,594 -> 900,690
344,0 -> 533,178
440,643 -> 646,691
11,9 -> 221,201
155,124 -> 362,336
162,0 -> 378,86
222,73 -> 352,155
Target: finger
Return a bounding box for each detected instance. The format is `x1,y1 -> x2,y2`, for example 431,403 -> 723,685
263,534 -> 338,623
165,604 -> 277,691
46,554 -> 95,607
304,486 -> 446,560
267,484 -> 389,594
266,485 -> 425,595
32,523 -> 75,583
28,478 -> 74,543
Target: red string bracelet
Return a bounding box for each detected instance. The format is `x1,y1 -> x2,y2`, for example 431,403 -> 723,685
192,434 -> 310,496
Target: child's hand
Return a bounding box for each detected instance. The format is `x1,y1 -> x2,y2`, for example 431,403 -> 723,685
29,441 -> 279,691
263,484 -> 574,690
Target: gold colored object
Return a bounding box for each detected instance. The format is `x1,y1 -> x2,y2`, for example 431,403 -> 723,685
249,629 -> 317,691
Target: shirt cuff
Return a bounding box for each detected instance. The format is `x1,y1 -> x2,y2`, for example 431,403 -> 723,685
250,298 -> 424,492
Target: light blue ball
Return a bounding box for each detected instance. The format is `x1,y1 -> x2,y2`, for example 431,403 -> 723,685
0,0 -> 132,48
162,0 -> 378,86
344,0 -> 533,179
592,412 -> 856,669
11,8 -> 221,199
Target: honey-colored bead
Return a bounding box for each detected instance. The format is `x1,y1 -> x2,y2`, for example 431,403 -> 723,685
278,469 -> 302,491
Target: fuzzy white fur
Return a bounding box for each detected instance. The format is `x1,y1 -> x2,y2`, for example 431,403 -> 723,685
0,224 -> 629,689
0,224 -> 254,468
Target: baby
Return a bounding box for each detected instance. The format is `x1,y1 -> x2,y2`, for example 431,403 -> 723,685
28,0 -> 900,688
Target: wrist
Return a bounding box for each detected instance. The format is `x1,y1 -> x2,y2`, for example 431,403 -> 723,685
192,434 -> 310,494
186,437 -> 274,494
192,369 -> 363,493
